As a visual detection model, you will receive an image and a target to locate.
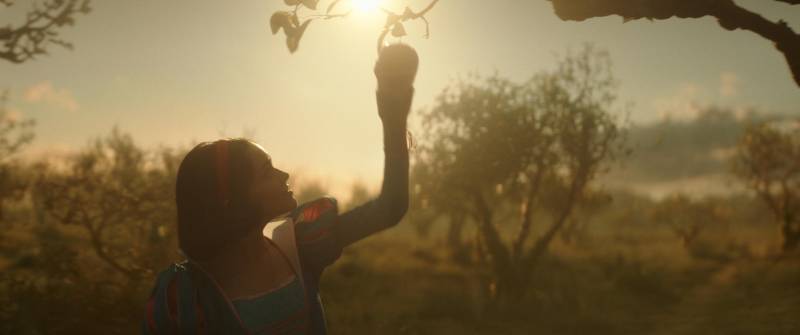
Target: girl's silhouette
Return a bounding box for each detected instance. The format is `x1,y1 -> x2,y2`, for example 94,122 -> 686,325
142,44 -> 418,334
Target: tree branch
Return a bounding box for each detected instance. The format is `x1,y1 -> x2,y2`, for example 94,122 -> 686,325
524,171 -> 587,276
472,190 -> 512,274
0,0 -> 91,64
512,169 -> 544,260
85,219 -> 139,281
548,0 -> 800,87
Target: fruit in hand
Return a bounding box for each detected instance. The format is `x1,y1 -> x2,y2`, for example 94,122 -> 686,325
374,43 -> 419,91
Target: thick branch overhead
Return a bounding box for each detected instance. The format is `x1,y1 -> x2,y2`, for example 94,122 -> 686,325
548,0 -> 800,87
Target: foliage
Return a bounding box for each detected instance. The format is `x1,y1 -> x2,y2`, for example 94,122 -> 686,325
0,91 -> 34,220
33,128 -> 182,282
650,194 -> 727,247
413,45 -> 626,305
0,128 -> 184,333
733,121 -> 800,251
0,0 -> 92,63
0,123 -> 796,332
648,194 -> 754,262
270,0 -> 440,53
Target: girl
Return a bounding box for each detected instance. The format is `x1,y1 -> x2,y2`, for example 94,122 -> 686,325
142,44 -> 418,334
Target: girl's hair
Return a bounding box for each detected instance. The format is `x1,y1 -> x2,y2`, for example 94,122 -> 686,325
176,138 -> 264,260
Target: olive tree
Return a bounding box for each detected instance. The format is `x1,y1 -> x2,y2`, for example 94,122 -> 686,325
34,128 -> 181,282
733,122 -> 800,252
414,45 -> 625,304
0,91 -> 34,220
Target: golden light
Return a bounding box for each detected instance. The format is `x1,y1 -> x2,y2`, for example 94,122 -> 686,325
351,0 -> 383,14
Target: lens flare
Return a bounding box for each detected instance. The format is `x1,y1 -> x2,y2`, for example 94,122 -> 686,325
351,0 -> 382,14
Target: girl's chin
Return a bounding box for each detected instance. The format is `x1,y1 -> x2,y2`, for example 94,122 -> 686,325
282,197 -> 298,213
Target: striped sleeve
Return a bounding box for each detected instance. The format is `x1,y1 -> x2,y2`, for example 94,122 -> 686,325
142,266 -> 207,334
290,197 -> 342,275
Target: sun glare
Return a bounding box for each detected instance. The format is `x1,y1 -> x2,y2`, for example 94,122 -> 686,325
351,0 -> 382,14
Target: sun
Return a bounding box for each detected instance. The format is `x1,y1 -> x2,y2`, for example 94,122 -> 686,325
351,0 -> 383,14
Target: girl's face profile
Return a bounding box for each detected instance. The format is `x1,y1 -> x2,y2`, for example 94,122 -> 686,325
247,143 -> 297,220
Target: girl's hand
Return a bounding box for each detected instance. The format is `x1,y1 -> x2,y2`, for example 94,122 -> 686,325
374,43 -> 418,91
374,44 -> 418,124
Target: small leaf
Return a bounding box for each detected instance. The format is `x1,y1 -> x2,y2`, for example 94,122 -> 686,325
391,22 -> 406,37
291,13 -> 300,27
270,11 -> 292,34
301,0 -> 318,10
286,20 -> 312,53
286,35 -> 300,53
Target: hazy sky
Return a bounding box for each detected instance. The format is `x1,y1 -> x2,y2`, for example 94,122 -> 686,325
1,0 -> 799,195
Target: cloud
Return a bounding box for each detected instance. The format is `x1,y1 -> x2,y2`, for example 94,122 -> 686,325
23,81 -> 79,112
719,72 -> 740,98
652,83 -> 706,121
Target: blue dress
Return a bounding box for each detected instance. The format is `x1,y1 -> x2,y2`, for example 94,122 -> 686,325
232,276 -> 308,334
143,196 -> 405,334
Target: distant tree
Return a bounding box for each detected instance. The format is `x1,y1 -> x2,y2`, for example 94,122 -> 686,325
0,0 -> 91,64
650,194 -> 756,261
2,128 -> 182,333
733,122 -> 800,252
547,0 -> 800,87
34,128 -> 181,283
0,91 -> 34,220
415,45 -> 625,305
651,194 -> 712,247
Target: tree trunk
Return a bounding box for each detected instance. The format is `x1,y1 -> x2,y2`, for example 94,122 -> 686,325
447,212 -> 470,264
473,191 -> 512,276
782,220 -> 800,251
447,212 -> 466,250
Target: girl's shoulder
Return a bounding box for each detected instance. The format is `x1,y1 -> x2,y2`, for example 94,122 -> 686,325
287,197 -> 343,273
289,197 -> 339,244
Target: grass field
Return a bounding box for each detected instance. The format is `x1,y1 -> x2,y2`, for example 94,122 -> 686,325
2,199 -> 799,334
318,223 -> 800,335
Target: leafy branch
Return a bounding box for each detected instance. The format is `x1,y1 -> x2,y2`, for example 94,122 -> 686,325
270,0 -> 440,53
0,0 -> 92,64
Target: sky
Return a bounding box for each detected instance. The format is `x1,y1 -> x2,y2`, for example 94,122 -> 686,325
1,0 -> 799,196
